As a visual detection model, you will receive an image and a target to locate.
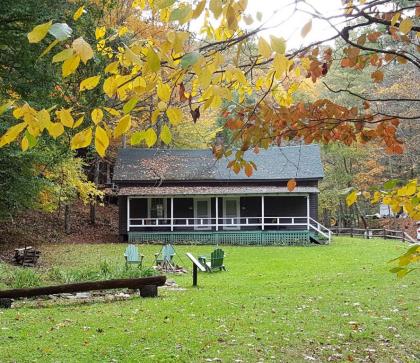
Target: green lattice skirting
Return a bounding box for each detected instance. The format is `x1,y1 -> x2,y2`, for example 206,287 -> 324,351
128,230 -> 311,246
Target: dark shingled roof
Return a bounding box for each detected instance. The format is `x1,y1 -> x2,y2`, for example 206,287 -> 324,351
113,144 -> 324,182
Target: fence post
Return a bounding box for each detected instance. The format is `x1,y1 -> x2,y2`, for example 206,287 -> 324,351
401,231 -> 405,243
383,228 -> 386,239
350,227 -> 353,238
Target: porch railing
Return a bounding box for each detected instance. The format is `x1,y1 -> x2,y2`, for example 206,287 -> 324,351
309,217 -> 332,242
128,216 -> 332,243
129,216 -> 308,228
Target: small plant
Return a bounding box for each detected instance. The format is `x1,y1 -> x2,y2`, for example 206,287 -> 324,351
47,266 -> 65,282
99,260 -> 112,278
6,267 -> 42,288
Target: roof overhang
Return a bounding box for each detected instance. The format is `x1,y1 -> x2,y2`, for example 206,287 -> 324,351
118,186 -> 319,196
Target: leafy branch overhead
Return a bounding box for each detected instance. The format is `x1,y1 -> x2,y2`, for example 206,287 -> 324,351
0,0 -> 418,198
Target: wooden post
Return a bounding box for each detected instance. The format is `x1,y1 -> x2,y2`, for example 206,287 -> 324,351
127,197 -> 130,232
306,195 -> 310,230
139,285 -> 158,298
383,228 -> 386,239
350,227 -> 353,238
261,195 -> 265,231
192,264 -> 198,287
401,231 -> 405,243
0,298 -> 12,308
170,197 -> 174,231
215,197 -> 219,231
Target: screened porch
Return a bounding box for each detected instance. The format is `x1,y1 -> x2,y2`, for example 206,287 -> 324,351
127,195 -> 313,232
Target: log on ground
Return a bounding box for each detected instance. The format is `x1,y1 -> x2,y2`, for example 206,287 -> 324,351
0,276 -> 166,299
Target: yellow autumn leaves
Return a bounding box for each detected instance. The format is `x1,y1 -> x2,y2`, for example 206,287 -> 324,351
346,179 -> 420,220
51,37 -> 93,77
0,103 -> 113,158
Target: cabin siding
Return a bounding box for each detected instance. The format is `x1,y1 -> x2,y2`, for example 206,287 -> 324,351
119,196 -> 128,241
310,193 -> 318,220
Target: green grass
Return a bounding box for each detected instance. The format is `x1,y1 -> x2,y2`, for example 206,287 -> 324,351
0,237 -> 418,362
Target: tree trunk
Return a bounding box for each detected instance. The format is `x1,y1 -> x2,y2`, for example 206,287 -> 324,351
355,202 -> 368,229
106,162 -> 111,184
64,204 -> 70,234
90,158 -> 100,225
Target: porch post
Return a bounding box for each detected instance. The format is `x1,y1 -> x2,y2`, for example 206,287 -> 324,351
127,197 -> 130,232
306,195 -> 310,230
215,197 -> 219,231
170,197 -> 174,231
261,195 -> 265,230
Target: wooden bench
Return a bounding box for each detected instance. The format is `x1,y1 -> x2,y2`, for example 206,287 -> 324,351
0,276 -> 166,309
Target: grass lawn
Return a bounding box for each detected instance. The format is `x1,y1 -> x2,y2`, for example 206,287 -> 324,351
0,237 -> 418,362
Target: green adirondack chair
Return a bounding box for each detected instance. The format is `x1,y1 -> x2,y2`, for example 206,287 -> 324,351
154,244 -> 175,269
198,248 -> 226,272
124,244 -> 143,267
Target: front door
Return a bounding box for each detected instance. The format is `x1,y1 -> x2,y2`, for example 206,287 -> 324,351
194,198 -> 211,230
223,197 -> 240,230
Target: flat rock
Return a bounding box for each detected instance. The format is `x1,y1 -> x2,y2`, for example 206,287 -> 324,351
75,292 -> 91,299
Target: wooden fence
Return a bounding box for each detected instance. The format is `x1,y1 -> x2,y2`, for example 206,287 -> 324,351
330,227 -> 417,243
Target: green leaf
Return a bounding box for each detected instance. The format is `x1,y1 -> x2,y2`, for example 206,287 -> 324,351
130,131 -> 145,145
383,179 -> 398,190
169,5 -> 192,23
160,124 -> 172,144
39,39 -> 59,58
180,52 -> 200,69
24,130 -> 38,148
270,35 -> 286,54
156,0 -> 175,9
123,97 -> 139,114
144,128 -> 157,147
146,47 -> 160,72
0,101 -> 13,116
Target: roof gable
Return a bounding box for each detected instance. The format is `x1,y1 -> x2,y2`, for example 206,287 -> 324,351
113,144 -> 324,182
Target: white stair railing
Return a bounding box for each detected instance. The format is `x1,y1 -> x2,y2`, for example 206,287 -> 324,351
308,217 -> 332,243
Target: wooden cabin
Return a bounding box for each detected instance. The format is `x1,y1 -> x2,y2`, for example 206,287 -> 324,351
113,145 -> 331,245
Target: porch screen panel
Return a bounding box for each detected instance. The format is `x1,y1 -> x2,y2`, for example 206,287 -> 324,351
129,198 -> 147,218
173,198 -> 193,218
240,197 -> 261,217
149,198 -> 166,218
265,196 -> 306,217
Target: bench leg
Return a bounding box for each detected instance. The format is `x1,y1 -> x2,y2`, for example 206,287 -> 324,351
139,285 -> 158,298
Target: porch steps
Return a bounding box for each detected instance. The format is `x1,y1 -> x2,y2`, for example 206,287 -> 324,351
309,231 -> 329,245
128,230 -> 313,246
